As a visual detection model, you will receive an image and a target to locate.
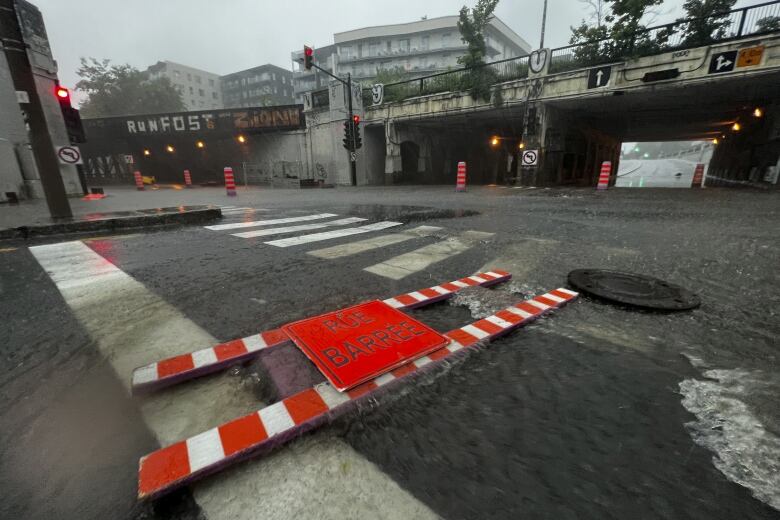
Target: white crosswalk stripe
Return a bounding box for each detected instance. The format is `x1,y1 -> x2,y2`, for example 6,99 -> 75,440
265,221 -> 403,247
364,230 -> 494,280
204,209 -> 490,279
205,213 -> 338,231
307,225 -> 442,259
232,217 -> 367,238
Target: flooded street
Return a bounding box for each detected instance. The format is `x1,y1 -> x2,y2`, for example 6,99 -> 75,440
1,186 -> 779,519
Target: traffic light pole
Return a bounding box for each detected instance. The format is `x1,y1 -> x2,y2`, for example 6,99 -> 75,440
0,0 -> 72,218
309,63 -> 357,186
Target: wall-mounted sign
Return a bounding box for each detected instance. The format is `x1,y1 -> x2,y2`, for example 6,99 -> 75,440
737,45 -> 764,67
371,84 -> 384,105
81,105 -> 305,140
708,51 -> 737,74
587,66 -> 611,88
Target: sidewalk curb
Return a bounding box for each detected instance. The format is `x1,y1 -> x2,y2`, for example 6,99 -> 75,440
0,206 -> 221,240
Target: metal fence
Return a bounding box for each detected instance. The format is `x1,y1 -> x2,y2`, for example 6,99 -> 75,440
363,55 -> 531,105
550,0 -> 780,73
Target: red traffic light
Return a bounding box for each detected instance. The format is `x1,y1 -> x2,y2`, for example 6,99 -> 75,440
303,45 -> 314,70
352,115 -> 360,125
55,86 -> 69,99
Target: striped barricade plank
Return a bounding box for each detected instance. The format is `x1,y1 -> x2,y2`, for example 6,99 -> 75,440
137,287 -> 578,500
131,270 -> 512,394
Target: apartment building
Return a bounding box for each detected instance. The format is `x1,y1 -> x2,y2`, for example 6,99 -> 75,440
290,15 -> 531,102
220,64 -> 294,108
146,60 -> 222,111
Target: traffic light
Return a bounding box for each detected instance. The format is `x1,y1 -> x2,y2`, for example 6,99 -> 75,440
303,45 -> 314,70
343,119 -> 354,151
352,115 -> 362,150
55,84 -> 85,143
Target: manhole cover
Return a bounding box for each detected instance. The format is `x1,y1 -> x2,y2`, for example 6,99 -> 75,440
567,269 -> 700,311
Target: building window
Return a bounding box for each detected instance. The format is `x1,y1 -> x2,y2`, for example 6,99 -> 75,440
212,92 -> 218,99
421,35 -> 430,50
370,42 -> 379,56
173,70 -> 181,78
282,76 -> 286,84
189,86 -> 194,94
187,73 -> 192,81
199,88 -> 205,97
386,41 -> 391,52
442,33 -> 451,47
209,78 -> 215,87
399,39 -> 410,52
195,75 -> 202,84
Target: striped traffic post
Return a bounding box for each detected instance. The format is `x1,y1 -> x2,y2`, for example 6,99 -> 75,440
455,161 -> 466,192
133,171 -> 144,191
224,167 -> 237,196
596,161 -> 611,190
691,163 -> 704,188
183,169 -> 192,188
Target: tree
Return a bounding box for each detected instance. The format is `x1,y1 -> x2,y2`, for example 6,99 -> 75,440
755,15 -> 780,33
76,58 -> 184,118
580,0 -> 610,27
456,0 -> 500,101
679,0 -> 737,46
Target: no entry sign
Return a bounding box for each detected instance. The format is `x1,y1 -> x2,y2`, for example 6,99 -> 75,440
283,300 -> 449,391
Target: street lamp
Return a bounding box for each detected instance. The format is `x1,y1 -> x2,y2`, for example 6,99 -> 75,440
518,142 -> 525,150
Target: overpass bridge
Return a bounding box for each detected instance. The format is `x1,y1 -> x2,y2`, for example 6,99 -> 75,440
344,2 -> 780,188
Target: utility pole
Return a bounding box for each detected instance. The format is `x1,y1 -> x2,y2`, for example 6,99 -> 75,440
0,0 -> 72,218
305,56 -> 358,186
539,0 -> 549,48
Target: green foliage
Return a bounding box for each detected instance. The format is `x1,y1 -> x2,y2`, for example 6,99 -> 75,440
679,0 -> 737,46
76,58 -> 184,118
374,66 -> 408,85
457,0 -> 500,101
756,15 -> 780,33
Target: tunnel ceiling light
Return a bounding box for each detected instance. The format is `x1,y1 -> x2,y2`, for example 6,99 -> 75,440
196,140 -> 205,149
518,142 -> 525,150
490,136 -> 500,147
731,122 -> 741,132
237,135 -> 247,144
143,149 -> 151,156
713,138 -> 719,145
753,107 -> 763,118
166,145 -> 175,153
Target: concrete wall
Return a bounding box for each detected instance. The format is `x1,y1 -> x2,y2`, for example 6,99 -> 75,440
0,51 -> 31,201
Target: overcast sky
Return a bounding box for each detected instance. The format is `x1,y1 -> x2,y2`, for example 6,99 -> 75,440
33,0 -> 704,95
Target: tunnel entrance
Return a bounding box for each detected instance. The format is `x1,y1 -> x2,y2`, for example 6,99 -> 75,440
617,141 -> 713,188
400,141 -> 420,183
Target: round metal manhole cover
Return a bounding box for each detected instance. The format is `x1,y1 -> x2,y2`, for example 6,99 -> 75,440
567,269 -> 700,311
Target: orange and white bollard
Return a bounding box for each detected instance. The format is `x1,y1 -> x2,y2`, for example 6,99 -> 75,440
455,161 -> 467,192
134,171 -> 144,191
691,163 -> 704,188
596,161 -> 611,190
184,169 -> 192,188
224,167 -> 237,196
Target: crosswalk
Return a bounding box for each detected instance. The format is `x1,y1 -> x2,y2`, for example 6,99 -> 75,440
210,206 -> 493,279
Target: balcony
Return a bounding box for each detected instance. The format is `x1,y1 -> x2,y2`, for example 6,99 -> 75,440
338,44 -> 467,63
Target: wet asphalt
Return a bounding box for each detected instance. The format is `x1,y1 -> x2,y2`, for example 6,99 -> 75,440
1,185 -> 778,519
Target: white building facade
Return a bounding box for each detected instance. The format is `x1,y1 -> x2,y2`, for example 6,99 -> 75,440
291,15 -> 531,102
146,61 -> 222,111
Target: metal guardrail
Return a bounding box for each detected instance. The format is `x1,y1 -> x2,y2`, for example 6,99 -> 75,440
550,0 -> 780,73
360,0 -> 780,105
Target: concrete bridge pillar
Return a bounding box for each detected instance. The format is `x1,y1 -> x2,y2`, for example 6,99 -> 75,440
384,121 -> 402,185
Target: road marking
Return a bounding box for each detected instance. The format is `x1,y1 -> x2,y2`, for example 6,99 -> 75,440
232,217 -> 366,239
265,221 -> 403,248
0,247 -> 18,253
30,240 -> 436,519
364,230 -> 494,280
204,213 -> 338,231
307,225 -> 442,259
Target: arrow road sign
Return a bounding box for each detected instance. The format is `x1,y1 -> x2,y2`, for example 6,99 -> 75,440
587,66 -> 611,88
521,149 -> 539,166
56,145 -> 83,165
708,51 -> 737,74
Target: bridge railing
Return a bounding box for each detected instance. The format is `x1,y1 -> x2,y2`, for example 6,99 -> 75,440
550,0 -> 780,73
362,54 -> 530,106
